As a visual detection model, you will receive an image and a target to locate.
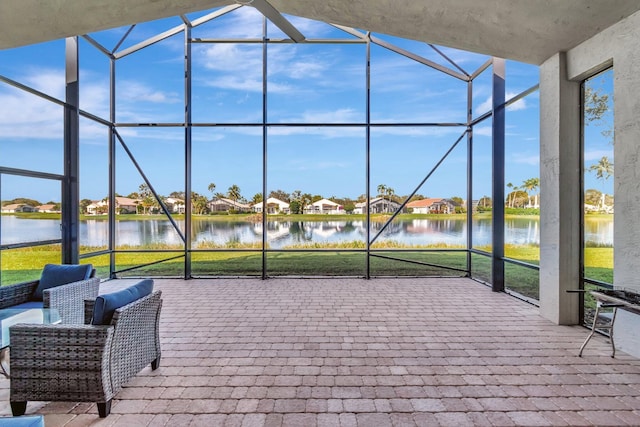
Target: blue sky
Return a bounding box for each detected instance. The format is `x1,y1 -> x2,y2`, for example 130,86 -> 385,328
0,6 -> 597,205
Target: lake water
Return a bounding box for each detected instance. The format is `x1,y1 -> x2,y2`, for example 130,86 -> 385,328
0,216 -> 614,248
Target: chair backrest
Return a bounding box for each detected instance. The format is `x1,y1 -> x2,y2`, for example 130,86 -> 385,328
109,290 -> 162,391
91,279 -> 154,325
33,263 -> 94,301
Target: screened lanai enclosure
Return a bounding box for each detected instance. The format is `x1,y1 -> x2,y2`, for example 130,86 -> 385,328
0,4 -> 615,316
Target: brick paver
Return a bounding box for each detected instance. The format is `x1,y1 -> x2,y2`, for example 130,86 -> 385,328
2,277 -> 640,426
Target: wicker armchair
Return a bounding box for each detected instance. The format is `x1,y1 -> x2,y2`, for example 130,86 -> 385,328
0,276 -> 100,324
9,290 -> 162,418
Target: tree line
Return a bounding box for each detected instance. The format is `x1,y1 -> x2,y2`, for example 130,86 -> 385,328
74,182 -> 466,215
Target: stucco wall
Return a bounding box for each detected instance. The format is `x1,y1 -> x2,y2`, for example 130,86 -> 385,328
566,10 -> 640,292
539,53 -> 581,325
539,9 -> 640,347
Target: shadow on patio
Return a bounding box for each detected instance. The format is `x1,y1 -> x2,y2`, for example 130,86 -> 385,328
1,278 -> 640,426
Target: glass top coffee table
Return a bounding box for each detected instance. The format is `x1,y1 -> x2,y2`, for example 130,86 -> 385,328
0,308 -> 61,378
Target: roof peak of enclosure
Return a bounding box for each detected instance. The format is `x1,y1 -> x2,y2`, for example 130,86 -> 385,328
1,1 -> 640,64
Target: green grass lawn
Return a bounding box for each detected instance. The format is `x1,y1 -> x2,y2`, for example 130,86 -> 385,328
2,241 -> 611,285
2,212 -> 612,297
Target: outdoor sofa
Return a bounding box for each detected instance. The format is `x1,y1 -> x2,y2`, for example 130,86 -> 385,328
9,279 -> 162,418
0,263 -> 99,324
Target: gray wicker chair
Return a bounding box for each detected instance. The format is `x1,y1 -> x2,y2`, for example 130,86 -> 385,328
0,275 -> 100,324
9,290 -> 162,418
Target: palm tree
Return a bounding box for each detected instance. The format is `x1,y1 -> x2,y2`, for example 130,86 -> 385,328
589,156 -> 614,209
506,182 -> 513,208
377,184 -> 387,213
191,192 -> 208,215
252,193 -> 263,205
512,185 -> 523,208
385,186 -> 395,213
207,182 -> 216,197
227,185 -> 242,206
522,178 -> 540,208
137,183 -> 154,215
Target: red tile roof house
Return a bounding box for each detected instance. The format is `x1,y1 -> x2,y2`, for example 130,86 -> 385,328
252,197 -> 290,214
207,197 -> 252,213
35,204 -> 59,213
86,197 -> 139,215
1,203 -> 37,213
353,197 -> 402,214
407,198 -> 456,214
304,198 -> 344,215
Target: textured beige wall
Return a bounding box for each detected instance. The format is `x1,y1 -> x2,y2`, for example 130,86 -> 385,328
539,10 -> 640,331
567,10 -> 640,292
538,52 -> 581,325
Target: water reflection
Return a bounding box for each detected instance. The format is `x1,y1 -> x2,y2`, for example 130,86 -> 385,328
1,216 -> 614,249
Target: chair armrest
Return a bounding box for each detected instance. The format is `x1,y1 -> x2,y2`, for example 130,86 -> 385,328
84,298 -> 97,324
10,324 -> 114,372
43,277 -> 100,324
10,323 -> 113,360
9,323 -> 116,402
110,291 -> 162,390
0,281 -> 38,309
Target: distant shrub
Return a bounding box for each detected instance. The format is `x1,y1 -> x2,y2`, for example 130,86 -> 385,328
505,207 -> 539,215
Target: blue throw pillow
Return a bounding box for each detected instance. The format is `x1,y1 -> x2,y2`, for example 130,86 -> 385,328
33,263 -> 94,301
91,279 -> 154,325
7,301 -> 44,310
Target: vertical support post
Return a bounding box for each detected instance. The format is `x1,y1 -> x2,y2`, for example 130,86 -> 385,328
261,17 -> 268,280
108,56 -> 116,277
491,58 -> 506,292
184,23 -> 193,279
466,81 -> 473,276
365,33 -> 371,279
539,52 -> 581,324
62,37 -> 80,264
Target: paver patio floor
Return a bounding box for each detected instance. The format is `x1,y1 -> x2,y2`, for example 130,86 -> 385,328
1,277 -> 640,426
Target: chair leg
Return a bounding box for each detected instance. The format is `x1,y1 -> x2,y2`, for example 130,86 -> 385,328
579,305 -> 600,357
97,400 -> 112,418
610,307 -> 618,358
151,357 -> 160,370
10,401 -> 27,416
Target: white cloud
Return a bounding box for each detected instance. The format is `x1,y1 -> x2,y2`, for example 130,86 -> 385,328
192,132 -> 225,143
118,80 -> 180,103
23,69 -> 65,99
195,7 -> 264,38
473,126 -> 492,137
0,66 -> 116,140
285,15 -> 334,38
193,7 -> 333,40
430,46 -> 491,69
0,83 -> 63,139
371,126 -> 467,138
283,58 -> 326,79
475,98 -> 491,115
206,75 -> 264,92
510,152 -> 540,166
114,80 -> 183,123
474,92 -> 528,115
584,149 -> 613,162
277,108 -> 361,124
507,97 -> 527,111
265,126 -> 363,139
196,43 -> 334,94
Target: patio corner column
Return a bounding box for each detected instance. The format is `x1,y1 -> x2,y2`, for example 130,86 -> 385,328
539,52 -> 581,325
491,58 -> 505,292
62,37 -> 80,264
184,22 -> 192,279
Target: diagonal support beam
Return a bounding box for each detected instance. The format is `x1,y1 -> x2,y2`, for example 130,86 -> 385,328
245,0 -> 305,42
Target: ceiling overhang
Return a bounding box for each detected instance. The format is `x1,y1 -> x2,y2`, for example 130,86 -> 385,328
1,0 -> 639,64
